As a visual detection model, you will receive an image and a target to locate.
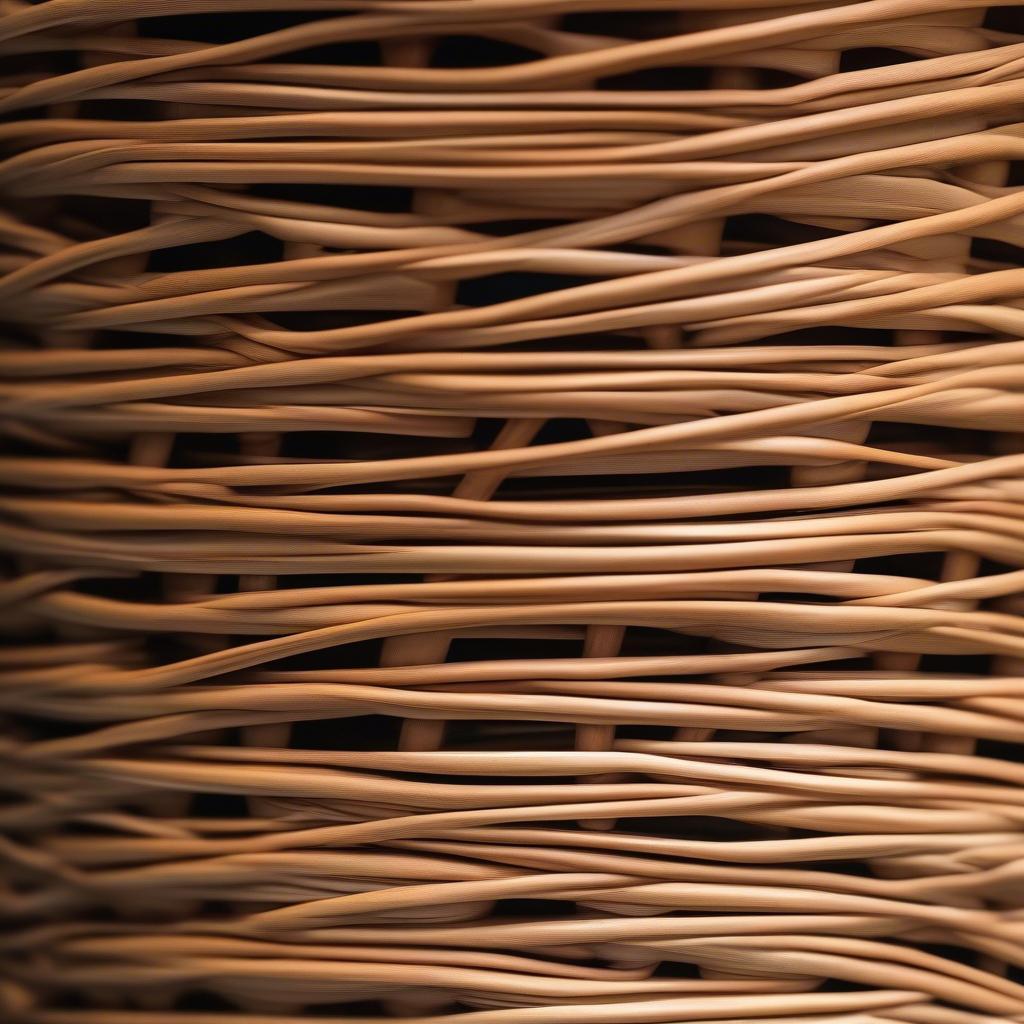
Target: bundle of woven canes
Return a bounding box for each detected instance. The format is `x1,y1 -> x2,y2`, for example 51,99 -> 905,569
3,0 -> 1024,1020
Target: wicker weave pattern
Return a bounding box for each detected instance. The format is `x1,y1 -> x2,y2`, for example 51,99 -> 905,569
1,0 -> 1024,1021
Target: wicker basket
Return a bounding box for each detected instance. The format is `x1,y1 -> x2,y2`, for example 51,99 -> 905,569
1,1 -> 1023,1021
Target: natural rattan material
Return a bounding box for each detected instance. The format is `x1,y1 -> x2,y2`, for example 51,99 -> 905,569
1,1 -> 1024,1022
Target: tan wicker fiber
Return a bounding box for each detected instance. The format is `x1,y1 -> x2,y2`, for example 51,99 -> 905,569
1,0 -> 1024,1021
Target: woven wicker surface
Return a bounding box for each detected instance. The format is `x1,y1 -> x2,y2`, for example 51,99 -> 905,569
1,0 -> 1024,1021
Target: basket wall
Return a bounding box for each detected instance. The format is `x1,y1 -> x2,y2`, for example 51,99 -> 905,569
1,2 -> 1024,1022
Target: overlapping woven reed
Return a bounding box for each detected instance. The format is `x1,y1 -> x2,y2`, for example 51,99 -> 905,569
2,0 -> 1024,1021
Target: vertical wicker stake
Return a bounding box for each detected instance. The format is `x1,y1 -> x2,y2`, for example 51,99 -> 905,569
1,1 -> 1024,1022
